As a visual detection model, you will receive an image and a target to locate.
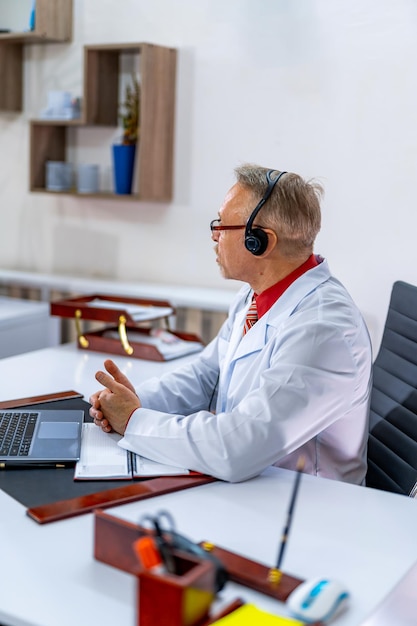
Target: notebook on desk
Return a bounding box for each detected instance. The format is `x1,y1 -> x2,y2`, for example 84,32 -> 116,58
0,408 -> 84,467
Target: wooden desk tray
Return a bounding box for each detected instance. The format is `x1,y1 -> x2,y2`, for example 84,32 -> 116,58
50,293 -> 203,360
50,293 -> 175,325
75,325 -> 204,361
94,510 -> 304,603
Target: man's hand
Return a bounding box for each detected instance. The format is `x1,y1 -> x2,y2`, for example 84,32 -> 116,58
89,359 -> 140,435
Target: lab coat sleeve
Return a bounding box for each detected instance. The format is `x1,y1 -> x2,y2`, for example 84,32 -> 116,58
134,307 -> 237,415
135,337 -> 221,415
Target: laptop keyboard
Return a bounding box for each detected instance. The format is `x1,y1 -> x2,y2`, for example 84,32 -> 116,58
0,411 -> 39,457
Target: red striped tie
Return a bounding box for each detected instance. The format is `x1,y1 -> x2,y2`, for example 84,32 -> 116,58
243,296 -> 258,335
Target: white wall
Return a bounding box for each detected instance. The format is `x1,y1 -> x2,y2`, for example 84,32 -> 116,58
1,0 -> 417,353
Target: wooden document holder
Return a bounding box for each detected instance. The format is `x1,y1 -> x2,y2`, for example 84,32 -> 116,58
50,293 -> 203,361
94,510 -> 324,625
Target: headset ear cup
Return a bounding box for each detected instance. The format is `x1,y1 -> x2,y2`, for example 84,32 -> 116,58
245,228 -> 268,256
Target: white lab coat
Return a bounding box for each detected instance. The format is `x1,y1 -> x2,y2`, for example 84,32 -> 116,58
121,260 -> 372,484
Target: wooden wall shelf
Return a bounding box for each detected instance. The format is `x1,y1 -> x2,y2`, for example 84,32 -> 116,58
0,0 -> 73,111
29,42 -> 177,202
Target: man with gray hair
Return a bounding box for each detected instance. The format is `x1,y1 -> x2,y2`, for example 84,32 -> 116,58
90,164 -> 372,484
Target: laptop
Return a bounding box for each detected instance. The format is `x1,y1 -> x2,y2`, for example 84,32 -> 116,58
0,408 -> 84,467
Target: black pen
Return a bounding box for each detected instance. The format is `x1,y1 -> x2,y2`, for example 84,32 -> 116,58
268,455 -> 305,584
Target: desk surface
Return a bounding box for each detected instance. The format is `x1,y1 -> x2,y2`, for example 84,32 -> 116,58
0,342 -> 197,403
1,345 -> 417,626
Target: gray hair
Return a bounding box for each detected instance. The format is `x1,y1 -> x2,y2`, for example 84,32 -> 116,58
235,163 -> 323,257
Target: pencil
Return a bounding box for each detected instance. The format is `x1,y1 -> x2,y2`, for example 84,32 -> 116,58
268,455 -> 305,584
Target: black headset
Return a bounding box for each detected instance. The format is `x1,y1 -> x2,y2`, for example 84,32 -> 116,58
244,169 -> 287,256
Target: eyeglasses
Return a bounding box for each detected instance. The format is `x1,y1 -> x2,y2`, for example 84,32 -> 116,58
210,219 -> 246,232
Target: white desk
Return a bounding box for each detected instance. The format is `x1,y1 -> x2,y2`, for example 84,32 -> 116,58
0,345 -> 417,626
0,342 -> 197,403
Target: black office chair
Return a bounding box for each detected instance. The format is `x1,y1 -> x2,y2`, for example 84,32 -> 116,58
366,281 -> 417,497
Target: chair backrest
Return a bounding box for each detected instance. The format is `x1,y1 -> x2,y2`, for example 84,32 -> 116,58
367,281 -> 417,497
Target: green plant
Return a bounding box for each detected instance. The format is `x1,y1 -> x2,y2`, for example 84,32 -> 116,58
120,75 -> 140,145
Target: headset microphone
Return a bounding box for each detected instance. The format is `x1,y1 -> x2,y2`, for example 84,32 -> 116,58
244,169 -> 287,256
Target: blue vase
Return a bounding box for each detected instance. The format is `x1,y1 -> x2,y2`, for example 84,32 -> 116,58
112,144 -> 136,194
28,1 -> 36,31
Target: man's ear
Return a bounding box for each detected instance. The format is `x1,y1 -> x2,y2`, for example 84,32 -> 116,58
258,229 -> 278,257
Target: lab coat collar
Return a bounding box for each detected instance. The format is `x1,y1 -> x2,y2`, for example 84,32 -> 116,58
231,258 -> 331,362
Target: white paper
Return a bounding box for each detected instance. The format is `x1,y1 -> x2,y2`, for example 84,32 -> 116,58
87,299 -> 174,321
133,455 -> 190,476
118,437 -> 189,477
102,330 -> 204,360
74,423 -> 189,480
74,423 -> 129,479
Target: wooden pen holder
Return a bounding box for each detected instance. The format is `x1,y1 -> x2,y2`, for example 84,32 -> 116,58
94,509 -> 303,602
137,551 -> 216,626
93,511 -> 325,626
94,510 -> 216,625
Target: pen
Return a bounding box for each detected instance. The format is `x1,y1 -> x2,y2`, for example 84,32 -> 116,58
268,455 -> 305,585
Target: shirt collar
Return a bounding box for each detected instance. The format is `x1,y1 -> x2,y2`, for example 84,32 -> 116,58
254,254 -> 320,319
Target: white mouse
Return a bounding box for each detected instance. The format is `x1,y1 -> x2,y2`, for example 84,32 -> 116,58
286,577 -> 350,623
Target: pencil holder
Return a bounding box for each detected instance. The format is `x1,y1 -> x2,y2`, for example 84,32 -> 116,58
45,161 -> 73,191
137,550 -> 216,626
77,163 -> 99,193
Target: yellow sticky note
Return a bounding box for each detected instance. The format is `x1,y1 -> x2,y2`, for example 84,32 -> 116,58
212,604 -> 304,625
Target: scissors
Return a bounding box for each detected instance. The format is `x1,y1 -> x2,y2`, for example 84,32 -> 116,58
139,510 -> 177,574
138,509 -> 228,591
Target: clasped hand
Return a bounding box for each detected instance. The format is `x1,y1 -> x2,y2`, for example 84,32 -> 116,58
89,359 -> 140,435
